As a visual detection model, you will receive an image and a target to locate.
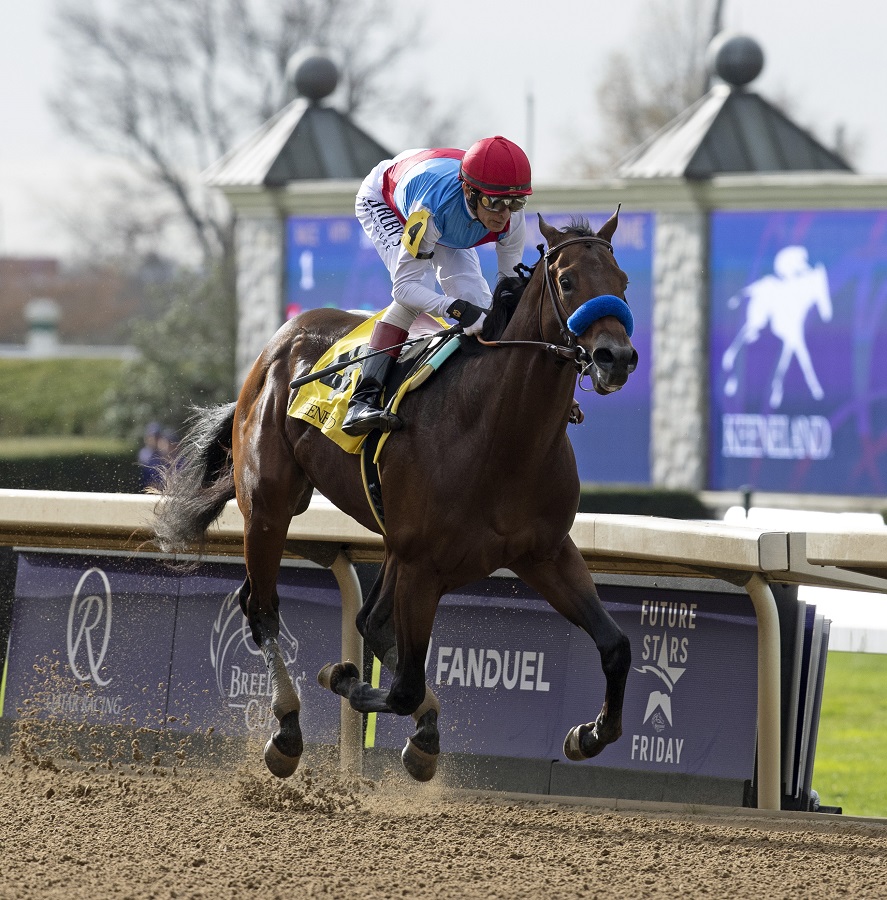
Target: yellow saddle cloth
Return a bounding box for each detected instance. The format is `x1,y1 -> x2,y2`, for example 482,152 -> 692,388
287,312 -> 449,454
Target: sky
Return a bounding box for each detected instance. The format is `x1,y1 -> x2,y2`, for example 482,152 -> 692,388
2,0 -> 887,258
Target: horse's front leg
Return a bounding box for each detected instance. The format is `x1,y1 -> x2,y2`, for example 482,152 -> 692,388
511,538 -> 631,760
318,561 -> 441,780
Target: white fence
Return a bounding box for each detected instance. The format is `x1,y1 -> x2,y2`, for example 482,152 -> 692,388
2,488 -> 886,811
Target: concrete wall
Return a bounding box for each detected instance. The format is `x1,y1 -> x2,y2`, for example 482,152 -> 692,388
234,216 -> 285,385
651,210 -> 709,489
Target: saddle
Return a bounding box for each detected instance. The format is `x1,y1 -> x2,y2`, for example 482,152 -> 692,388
287,312 -> 463,530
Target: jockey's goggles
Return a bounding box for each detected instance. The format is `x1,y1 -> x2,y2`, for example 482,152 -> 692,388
478,193 -> 529,212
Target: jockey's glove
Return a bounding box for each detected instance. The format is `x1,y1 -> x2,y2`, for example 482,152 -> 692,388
446,299 -> 487,336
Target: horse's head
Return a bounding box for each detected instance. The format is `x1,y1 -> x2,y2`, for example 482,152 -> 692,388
538,212 -> 638,395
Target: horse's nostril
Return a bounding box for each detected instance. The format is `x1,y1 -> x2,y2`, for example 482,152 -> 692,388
628,349 -> 639,372
592,348 -> 615,370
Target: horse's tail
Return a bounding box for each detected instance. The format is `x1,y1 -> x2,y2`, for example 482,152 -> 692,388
152,402 -> 238,554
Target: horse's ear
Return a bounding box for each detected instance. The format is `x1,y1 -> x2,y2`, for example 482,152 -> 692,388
538,214 -> 559,245
597,204 -> 621,242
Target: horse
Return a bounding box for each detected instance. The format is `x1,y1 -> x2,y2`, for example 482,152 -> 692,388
722,245 -> 832,409
152,212 -> 639,782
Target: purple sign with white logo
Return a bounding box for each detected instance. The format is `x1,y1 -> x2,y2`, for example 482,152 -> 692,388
570,586 -> 758,778
166,563 -> 342,742
2,552 -> 178,726
710,209 -> 887,494
285,211 -> 653,485
1,555 -> 344,747
372,579 -> 758,781
3,555 -> 759,782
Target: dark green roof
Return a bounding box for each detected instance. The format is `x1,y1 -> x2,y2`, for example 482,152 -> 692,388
204,99 -> 392,187
618,85 -> 852,179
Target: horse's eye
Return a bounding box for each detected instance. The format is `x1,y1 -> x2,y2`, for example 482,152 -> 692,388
558,276 -> 572,291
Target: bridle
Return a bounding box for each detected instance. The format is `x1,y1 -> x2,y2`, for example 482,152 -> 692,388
476,234 -> 632,376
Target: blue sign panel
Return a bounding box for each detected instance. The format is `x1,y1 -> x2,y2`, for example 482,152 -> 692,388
285,210 -> 653,484
710,210 -> 887,494
372,579 -> 758,781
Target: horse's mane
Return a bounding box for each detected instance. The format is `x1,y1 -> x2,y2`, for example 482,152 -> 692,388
474,217 -> 597,345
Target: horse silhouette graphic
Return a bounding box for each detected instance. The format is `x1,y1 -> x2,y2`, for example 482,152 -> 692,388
722,246 -> 832,409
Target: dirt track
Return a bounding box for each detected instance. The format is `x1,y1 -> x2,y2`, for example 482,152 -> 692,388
2,719 -> 887,900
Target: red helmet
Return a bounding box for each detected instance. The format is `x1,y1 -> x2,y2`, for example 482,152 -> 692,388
459,136 -> 532,196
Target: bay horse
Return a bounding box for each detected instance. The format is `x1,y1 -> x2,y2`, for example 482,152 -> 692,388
152,213 -> 638,781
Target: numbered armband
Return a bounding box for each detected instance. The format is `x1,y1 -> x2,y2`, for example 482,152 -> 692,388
401,209 -> 434,260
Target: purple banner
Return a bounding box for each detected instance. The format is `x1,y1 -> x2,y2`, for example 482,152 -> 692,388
3,555 -> 758,781
166,563 -> 342,742
1,555 -> 343,746
285,210 -> 653,484
2,552 -> 178,726
372,580 -> 759,781
710,209 -> 887,494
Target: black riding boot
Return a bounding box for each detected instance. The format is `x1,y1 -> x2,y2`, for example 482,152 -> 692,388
341,350 -> 401,436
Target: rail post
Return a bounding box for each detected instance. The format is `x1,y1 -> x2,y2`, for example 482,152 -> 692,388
330,551 -> 364,774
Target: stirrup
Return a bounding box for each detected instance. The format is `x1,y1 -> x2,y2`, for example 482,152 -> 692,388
341,400 -> 402,437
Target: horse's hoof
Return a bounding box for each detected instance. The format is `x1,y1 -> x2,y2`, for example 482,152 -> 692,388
317,661 -> 360,692
563,725 -> 587,761
564,721 -> 616,761
264,737 -> 300,779
317,662 -> 335,690
401,738 -> 439,782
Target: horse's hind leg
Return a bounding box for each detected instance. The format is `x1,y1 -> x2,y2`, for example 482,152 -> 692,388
511,538 -> 631,760
238,464 -> 314,778
353,561 -> 440,780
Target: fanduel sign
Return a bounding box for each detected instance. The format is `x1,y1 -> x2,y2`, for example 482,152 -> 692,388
371,581 -> 759,781
434,646 -> 551,692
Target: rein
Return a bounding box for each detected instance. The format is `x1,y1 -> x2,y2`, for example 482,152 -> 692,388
476,234 -> 632,374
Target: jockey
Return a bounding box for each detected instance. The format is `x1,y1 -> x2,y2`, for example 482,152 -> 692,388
341,135 -> 532,436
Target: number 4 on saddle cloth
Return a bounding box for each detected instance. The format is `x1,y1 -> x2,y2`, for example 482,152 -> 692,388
287,311 -> 462,531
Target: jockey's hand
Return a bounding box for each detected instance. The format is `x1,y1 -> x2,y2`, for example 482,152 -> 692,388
569,399 -> 585,425
446,299 -> 487,336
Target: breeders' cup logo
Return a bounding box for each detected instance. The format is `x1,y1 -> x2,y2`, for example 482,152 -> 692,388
66,567 -> 113,687
209,592 -> 304,730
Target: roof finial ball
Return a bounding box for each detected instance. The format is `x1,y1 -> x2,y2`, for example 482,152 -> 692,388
286,49 -> 339,104
707,32 -> 765,89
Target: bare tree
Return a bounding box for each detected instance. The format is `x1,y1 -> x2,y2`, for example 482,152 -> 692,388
571,0 -> 718,176
573,0 -> 859,177
48,0 -> 446,431
49,0 -> 424,265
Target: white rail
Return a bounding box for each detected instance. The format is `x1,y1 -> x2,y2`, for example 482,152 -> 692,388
1,489 -> 885,810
